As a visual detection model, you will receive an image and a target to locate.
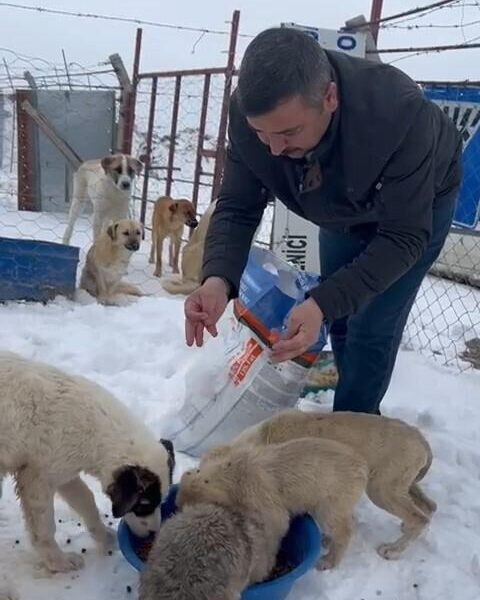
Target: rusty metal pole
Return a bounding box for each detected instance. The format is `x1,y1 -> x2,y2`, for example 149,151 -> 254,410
139,76 -> 158,228
369,0 -> 384,44
122,27 -> 143,155
211,9 -> 240,201
165,75 -> 182,196
192,73 -> 212,211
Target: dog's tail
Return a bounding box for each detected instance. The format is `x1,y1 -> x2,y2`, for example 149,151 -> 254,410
161,278 -> 200,295
415,434 -> 434,482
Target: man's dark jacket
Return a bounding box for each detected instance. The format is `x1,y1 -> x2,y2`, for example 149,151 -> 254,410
202,50 -> 462,321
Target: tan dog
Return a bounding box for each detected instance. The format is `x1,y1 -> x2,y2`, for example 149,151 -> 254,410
139,503 -> 276,600
161,199 -> 216,295
80,218 -> 143,305
178,438 -> 370,570
149,197 -> 198,278
203,410 -> 436,560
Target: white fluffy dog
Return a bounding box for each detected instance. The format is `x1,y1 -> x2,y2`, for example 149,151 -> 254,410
0,352 -> 173,574
62,153 -> 143,245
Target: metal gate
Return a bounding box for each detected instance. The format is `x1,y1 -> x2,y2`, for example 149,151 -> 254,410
129,12 -> 240,230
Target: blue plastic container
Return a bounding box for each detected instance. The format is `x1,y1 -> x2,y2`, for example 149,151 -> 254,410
118,484 -> 322,600
0,237 -> 79,302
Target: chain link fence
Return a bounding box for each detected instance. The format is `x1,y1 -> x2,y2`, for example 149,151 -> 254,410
403,85 -> 480,370
404,229 -> 480,370
0,57 -> 129,297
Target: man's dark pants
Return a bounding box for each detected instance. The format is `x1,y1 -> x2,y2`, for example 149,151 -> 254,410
319,195 -> 457,415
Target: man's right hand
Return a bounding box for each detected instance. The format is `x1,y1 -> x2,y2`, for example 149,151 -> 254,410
184,277 -> 230,347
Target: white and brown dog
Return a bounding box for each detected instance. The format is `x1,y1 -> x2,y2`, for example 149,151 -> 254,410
80,218 -> 143,305
62,154 -> 143,245
0,352 -> 175,574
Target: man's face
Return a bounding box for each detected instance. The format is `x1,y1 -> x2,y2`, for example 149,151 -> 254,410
246,82 -> 338,159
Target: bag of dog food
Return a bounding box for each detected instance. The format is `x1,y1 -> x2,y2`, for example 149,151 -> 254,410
169,246 -> 329,457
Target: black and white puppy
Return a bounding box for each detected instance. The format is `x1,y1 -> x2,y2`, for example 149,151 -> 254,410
121,439 -> 176,538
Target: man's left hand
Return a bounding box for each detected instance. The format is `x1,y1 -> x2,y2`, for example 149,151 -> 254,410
271,298 -> 324,363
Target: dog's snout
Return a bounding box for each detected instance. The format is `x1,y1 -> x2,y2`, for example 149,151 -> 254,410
188,218 -> 199,228
120,180 -> 131,190
126,241 -> 140,251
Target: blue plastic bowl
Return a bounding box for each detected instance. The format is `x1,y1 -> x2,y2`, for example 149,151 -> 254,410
118,484 -> 322,600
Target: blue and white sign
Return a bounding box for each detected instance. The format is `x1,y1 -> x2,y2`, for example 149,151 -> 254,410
424,85 -> 480,229
280,22 -> 367,58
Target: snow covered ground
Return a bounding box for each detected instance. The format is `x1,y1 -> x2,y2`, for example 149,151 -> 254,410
1,185 -> 479,600
0,293 -> 479,600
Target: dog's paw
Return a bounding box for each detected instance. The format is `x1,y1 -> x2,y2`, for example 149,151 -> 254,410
377,543 -> 403,560
0,591 -> 19,600
44,551 -> 85,573
95,526 -> 117,555
0,579 -> 18,600
315,554 -> 336,571
98,296 -> 118,307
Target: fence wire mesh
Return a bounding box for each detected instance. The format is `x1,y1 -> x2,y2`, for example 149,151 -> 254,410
403,85 -> 480,370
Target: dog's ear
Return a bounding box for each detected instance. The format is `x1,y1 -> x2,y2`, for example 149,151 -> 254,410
107,222 -> 118,240
101,155 -> 114,174
107,466 -> 159,518
160,438 -> 175,484
107,466 -> 143,518
128,157 -> 143,176
168,202 -> 179,214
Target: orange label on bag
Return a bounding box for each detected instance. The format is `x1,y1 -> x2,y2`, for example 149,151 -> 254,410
229,338 -> 263,386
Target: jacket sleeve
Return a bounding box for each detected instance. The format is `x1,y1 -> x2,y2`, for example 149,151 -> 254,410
202,127 -> 268,297
309,100 -> 440,321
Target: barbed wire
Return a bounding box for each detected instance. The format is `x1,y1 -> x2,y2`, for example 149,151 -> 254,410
386,30 -> 480,63
384,17 -> 480,28
378,0 -> 480,28
369,0 -> 463,27
0,2 -> 255,38
382,0 -> 479,34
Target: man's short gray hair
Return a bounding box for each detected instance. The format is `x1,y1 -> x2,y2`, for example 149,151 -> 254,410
237,27 -> 332,117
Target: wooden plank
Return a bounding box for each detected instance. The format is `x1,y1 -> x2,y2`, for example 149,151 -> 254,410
20,99 -> 82,170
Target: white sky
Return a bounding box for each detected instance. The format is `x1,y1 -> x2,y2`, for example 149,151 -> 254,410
1,0 -> 480,82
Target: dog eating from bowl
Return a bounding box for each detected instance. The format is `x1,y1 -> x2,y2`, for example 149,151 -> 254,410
0,352 -> 175,573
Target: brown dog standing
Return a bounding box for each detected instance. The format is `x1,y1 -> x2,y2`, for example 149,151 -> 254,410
161,199 -> 217,295
149,197 -> 198,278
80,218 -> 143,305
